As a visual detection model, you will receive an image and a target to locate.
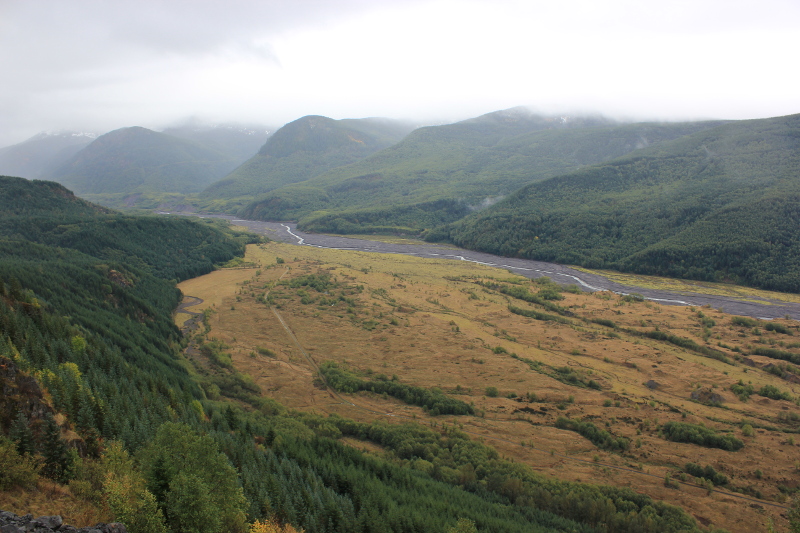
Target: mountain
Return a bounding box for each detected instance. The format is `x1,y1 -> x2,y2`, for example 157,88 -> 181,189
235,108 -> 724,232
45,126 -> 240,197
431,113 -> 800,292
0,131 -> 96,179
198,115 -> 416,211
160,122 -> 272,166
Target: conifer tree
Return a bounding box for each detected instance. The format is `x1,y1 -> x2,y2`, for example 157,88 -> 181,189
40,415 -> 72,482
9,411 -> 35,456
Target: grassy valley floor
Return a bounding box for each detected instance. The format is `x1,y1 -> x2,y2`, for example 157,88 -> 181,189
177,242 -> 800,533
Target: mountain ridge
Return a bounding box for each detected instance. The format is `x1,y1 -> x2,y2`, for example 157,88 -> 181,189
431,113 -> 800,292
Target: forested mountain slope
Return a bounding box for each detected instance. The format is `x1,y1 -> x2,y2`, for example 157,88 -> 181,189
238,108 -> 723,233
0,131 -> 96,179
46,126 -> 240,196
432,113 -> 800,292
0,176 -> 711,533
198,115 -> 415,211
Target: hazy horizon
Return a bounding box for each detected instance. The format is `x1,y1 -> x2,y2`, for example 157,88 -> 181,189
2,0 -> 798,147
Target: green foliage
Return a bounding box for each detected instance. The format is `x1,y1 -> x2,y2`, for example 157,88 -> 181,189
752,346 -> 800,365
438,115 -> 800,293
138,423 -> 248,533
324,417 -> 702,533
765,322 -> 792,335
200,116 -> 414,212
758,384 -> 794,402
632,329 -> 731,364
684,462 -> 728,486
298,199 -> 470,235
0,436 -> 40,490
485,386 -> 499,397
102,441 -> 168,533
40,415 -> 73,483
9,411 -> 35,456
789,496 -> 800,533
228,111 -> 721,232
280,272 -> 337,292
448,518 -> 478,533
661,422 -> 744,451
320,361 -> 474,415
508,305 -> 571,324
556,417 -> 631,451
731,316 -> 759,328
730,380 -> 754,401
478,279 -> 572,316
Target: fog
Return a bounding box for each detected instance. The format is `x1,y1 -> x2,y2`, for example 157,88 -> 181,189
1,0 -> 798,146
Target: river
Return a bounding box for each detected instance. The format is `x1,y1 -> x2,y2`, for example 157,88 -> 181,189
174,213 -> 800,321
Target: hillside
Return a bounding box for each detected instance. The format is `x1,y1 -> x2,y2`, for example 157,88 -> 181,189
46,126 -> 240,197
0,176 -> 731,533
0,131 -> 96,179
198,115 -> 416,211
431,113 -> 800,293
234,108 -> 723,232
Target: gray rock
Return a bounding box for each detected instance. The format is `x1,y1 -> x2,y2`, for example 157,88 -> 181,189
32,517 -> 62,530
691,387 -> 725,404
0,511 -> 122,533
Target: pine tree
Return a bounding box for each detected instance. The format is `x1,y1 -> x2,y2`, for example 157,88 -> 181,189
9,411 -> 35,456
40,415 -> 71,482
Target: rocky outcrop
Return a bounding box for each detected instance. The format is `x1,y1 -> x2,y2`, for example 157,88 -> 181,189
0,511 -> 126,533
691,387 -> 725,405
0,356 -> 54,433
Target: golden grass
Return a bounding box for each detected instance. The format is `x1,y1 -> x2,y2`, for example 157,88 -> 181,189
0,479 -> 108,527
177,242 -> 800,533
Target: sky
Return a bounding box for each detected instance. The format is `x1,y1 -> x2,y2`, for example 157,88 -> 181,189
1,0 -> 799,146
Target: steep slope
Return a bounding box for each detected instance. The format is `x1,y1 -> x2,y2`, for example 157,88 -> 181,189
46,126 -> 239,195
434,113 -> 800,292
238,108 -> 723,232
0,131 -> 96,179
198,115 -> 416,211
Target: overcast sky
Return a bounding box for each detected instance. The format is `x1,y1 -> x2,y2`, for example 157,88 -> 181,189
1,0 -> 798,146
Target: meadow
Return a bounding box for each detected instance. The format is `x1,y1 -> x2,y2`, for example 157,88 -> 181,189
178,242 -> 800,533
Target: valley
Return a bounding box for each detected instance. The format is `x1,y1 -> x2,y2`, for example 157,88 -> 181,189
177,239 -> 800,533
185,215 -> 800,321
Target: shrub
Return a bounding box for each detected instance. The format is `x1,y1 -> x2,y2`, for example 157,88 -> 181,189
661,421 -> 744,451
485,386 -> 499,398
555,417 -> 630,451
250,518 -> 303,533
684,462 -> 728,486
0,436 -> 40,490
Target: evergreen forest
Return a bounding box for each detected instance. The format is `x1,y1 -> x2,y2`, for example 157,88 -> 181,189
428,114 -> 800,293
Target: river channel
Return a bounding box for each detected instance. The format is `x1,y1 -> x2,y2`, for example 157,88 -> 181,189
176,213 -> 800,321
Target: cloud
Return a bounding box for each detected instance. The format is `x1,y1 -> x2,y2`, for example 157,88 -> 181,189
1,0 -> 799,147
